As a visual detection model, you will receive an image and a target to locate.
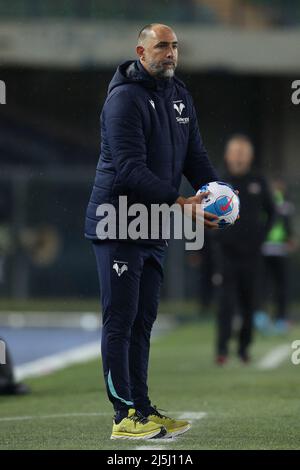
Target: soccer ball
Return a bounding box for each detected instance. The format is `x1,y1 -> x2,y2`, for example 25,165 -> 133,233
196,181 -> 240,228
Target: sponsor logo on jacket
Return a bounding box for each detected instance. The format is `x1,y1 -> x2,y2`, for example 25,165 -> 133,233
173,100 -> 189,124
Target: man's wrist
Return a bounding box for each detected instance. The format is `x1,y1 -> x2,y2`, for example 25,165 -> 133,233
175,196 -> 186,208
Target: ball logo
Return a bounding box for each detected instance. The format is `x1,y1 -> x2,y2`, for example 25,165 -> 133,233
215,195 -> 234,215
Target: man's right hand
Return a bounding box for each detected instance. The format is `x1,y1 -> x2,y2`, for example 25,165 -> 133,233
176,192 -> 219,230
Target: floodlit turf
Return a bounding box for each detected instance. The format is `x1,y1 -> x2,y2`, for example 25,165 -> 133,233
0,321 -> 300,450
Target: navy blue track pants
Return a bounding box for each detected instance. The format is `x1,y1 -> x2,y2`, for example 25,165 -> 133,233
92,241 -> 166,414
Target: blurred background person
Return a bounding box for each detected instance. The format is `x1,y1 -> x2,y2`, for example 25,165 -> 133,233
255,177 -> 297,335
215,135 -> 274,365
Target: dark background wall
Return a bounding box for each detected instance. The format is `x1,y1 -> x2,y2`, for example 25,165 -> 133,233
0,67 -> 299,300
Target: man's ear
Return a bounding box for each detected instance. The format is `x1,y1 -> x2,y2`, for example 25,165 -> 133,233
136,45 -> 145,61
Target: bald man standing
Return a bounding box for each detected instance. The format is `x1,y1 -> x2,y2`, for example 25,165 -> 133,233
85,24 -> 218,440
216,136 -> 274,364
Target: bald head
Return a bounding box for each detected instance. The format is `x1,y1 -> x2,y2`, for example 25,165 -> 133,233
138,23 -> 175,45
136,24 -> 178,79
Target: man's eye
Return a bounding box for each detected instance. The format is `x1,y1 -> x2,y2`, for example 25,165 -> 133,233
156,44 -> 178,49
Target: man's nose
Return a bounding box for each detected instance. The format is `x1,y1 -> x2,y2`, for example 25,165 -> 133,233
166,46 -> 174,59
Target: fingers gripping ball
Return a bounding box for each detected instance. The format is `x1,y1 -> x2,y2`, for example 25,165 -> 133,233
196,181 -> 240,229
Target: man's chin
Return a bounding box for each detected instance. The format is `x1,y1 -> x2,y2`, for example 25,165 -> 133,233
156,68 -> 175,79
163,68 -> 175,78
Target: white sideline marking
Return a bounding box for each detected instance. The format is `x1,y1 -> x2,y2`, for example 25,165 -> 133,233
0,412 -> 110,422
15,341 -> 101,381
257,344 -> 290,370
0,410 -> 206,424
177,411 -> 207,421
11,317 -> 173,381
134,412 -> 207,450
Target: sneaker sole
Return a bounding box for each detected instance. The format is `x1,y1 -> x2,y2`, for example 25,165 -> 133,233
164,423 -> 191,439
111,426 -> 166,440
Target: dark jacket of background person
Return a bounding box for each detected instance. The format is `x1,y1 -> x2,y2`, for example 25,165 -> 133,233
85,59 -> 218,242
218,172 -> 275,256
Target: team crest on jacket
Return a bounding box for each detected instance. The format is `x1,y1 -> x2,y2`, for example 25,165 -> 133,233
173,101 -> 185,115
113,260 -> 128,277
173,100 -> 189,124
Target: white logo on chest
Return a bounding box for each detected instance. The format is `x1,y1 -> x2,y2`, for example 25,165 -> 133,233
173,102 -> 185,115
173,100 -> 189,124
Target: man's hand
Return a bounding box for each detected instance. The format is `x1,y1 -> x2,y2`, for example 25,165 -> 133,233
176,192 -> 219,230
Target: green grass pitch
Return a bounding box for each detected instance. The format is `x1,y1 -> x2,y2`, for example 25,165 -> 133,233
0,322 -> 300,450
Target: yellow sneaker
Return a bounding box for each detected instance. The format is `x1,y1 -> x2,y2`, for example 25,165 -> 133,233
111,408 -> 167,440
147,406 -> 191,438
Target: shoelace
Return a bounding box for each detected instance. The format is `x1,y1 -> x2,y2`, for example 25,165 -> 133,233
129,410 -> 149,425
151,405 -> 169,420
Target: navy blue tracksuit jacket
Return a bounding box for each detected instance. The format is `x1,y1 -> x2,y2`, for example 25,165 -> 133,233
85,60 -> 218,416
85,59 -> 218,242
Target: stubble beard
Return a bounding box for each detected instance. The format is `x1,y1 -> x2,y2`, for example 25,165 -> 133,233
149,61 -> 176,79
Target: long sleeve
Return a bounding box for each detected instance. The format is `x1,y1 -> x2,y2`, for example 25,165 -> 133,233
104,89 -> 179,205
183,103 -> 218,192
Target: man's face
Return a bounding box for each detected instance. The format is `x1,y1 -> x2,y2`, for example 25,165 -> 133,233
225,140 -> 254,176
137,26 -> 178,79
